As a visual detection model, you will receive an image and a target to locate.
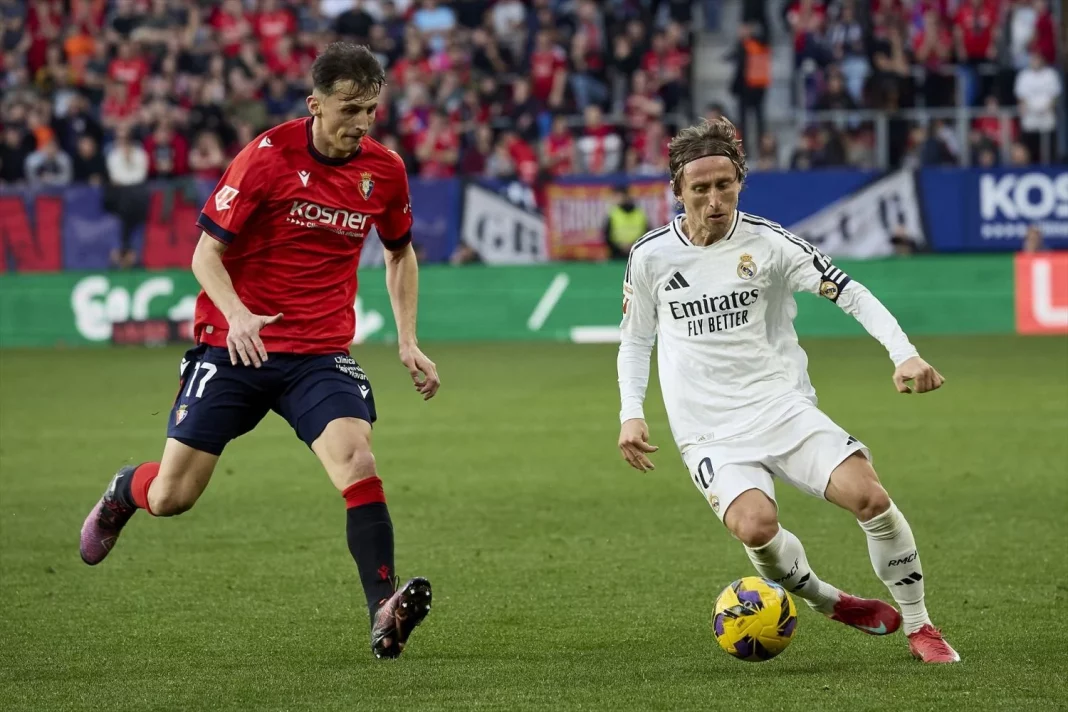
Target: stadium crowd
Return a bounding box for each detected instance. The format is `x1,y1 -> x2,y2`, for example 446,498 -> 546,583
736,0 -> 1063,169
0,0 -> 1062,192
0,0 -> 700,190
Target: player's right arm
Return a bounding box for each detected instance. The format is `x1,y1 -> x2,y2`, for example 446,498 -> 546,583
193,140 -> 282,368
617,249 -> 659,472
191,234 -> 281,368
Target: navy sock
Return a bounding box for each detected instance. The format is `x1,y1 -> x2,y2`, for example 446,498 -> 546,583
343,478 -> 396,614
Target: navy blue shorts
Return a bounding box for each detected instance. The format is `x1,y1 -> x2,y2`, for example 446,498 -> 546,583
166,345 -> 377,456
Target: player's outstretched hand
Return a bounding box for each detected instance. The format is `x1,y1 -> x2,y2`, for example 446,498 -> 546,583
619,418 -> 658,472
226,309 -> 283,368
400,344 -> 440,401
893,356 -> 945,394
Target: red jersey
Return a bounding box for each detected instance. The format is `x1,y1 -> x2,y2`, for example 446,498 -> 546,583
194,118 -> 413,354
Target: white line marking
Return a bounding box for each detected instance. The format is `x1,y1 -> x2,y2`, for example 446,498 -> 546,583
569,326 -> 622,343
527,273 -> 570,331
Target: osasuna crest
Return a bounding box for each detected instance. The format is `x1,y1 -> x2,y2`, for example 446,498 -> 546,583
175,404 -> 188,425
737,253 -> 757,280
359,171 -> 374,200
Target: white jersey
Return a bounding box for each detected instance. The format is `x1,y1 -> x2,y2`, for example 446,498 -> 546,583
617,210 -> 918,453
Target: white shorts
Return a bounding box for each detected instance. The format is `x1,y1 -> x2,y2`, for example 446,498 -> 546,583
681,405 -> 870,521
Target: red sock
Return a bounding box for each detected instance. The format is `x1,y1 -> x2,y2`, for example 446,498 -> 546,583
131,462 -> 161,515
342,476 -> 386,509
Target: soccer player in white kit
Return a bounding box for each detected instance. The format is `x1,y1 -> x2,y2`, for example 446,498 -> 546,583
616,118 -> 960,664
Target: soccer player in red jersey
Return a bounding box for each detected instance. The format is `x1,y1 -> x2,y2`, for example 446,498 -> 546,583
80,43 -> 439,660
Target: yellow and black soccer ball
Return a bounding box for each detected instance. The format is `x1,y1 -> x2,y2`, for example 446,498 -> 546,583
712,576 -> 799,662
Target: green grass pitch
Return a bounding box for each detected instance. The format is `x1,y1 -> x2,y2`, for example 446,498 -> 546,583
1,335 -> 1066,711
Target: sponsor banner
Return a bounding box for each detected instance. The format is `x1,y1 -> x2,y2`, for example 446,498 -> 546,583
4,170 -> 1064,273
1,178 -> 462,272
0,256 -> 1015,348
742,170 -> 877,228
544,178 -> 675,260
1015,251 -> 1068,334
971,168 -> 1068,250
460,181 -> 548,264
786,169 -> 927,259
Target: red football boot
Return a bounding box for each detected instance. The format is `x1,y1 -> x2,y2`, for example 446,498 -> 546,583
827,593 -> 902,635
908,624 -> 961,663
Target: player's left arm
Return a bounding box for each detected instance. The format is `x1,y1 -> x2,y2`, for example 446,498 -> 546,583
379,160 -> 440,401
779,233 -> 945,394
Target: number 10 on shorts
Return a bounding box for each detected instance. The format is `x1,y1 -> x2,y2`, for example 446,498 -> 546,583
184,361 -> 217,399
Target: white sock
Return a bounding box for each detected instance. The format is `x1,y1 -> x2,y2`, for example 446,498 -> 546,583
744,527 -> 841,614
858,501 -> 931,635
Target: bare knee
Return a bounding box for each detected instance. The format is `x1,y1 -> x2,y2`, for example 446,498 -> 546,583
826,454 -> 892,522
724,491 -> 780,548
854,484 -> 892,523
338,448 -> 377,489
313,422 -> 378,491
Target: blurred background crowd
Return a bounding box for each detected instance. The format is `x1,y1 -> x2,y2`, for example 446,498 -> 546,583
0,0 -> 1064,192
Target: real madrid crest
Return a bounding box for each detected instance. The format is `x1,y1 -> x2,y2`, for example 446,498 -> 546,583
819,280 -> 839,300
359,171 -> 374,200
737,253 -> 757,280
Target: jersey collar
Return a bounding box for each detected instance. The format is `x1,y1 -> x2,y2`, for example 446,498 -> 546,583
305,117 -> 363,166
672,210 -> 740,246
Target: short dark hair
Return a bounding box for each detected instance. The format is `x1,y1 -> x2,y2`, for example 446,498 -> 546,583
668,117 -> 747,195
311,42 -> 386,99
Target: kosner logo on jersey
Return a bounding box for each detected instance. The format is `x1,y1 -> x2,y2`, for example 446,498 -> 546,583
288,200 -> 372,232
786,169 -> 926,259
979,170 -> 1068,241
460,182 -> 547,264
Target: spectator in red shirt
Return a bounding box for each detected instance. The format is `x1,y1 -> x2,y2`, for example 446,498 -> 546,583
254,0 -> 297,58
209,0 -> 252,57
954,0 -> 998,63
541,114 -> 577,177
108,40 -> 149,100
627,120 -> 670,175
100,80 -> 140,130
625,70 -> 664,134
913,10 -> 956,107
576,104 -> 622,175
143,121 -> 189,178
415,109 -> 460,178
187,130 -> 226,181
641,30 -> 690,113
785,0 -> 827,67
953,0 -> 998,104
266,35 -> 307,85
503,129 -> 539,184
529,29 -> 568,109
972,94 -> 1018,146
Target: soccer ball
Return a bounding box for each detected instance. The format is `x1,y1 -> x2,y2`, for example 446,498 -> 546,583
711,576 -> 798,662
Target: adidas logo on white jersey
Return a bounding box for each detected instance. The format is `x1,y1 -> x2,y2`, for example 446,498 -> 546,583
664,272 -> 690,291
